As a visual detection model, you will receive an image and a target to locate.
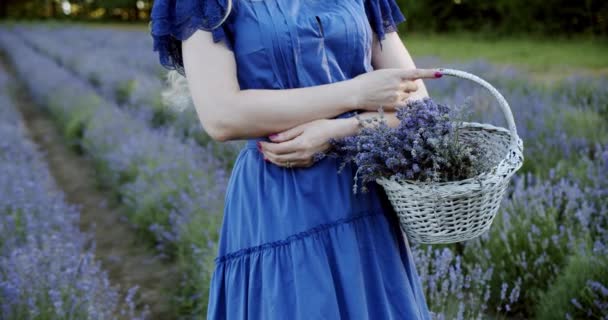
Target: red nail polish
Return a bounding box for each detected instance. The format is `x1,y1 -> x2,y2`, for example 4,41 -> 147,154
257,141 -> 262,150
269,134 -> 278,139
434,71 -> 443,78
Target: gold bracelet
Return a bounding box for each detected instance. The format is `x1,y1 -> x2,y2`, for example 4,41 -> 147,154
355,112 -> 385,132
354,113 -> 366,133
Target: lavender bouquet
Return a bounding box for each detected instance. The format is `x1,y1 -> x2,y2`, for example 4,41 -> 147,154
326,98 -> 486,193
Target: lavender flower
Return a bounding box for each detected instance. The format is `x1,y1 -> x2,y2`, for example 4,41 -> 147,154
0,28 -> 226,317
328,97 -> 484,193
0,65 -> 147,319
3,23 -> 608,320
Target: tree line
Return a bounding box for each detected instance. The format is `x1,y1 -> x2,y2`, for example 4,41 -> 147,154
399,0 -> 608,36
2,0 -> 607,36
1,0 -> 152,21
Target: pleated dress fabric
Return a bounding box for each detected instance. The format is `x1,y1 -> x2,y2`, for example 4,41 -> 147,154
150,0 -> 431,318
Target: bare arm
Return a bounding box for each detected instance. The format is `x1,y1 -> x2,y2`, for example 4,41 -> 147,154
182,30 -> 359,142
182,29 -> 436,142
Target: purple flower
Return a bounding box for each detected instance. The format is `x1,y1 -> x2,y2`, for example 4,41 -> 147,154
328,98 -> 485,193
0,66 -> 148,319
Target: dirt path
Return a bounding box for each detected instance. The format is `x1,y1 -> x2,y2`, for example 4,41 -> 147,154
3,60 -> 179,320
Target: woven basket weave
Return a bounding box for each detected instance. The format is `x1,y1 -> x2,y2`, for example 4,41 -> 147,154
375,68 -> 524,244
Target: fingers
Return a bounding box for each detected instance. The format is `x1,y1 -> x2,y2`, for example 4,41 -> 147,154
262,150 -> 314,168
263,150 -> 297,164
259,139 -> 304,165
268,125 -> 305,143
399,80 -> 419,93
400,68 -> 442,81
393,94 -> 411,109
259,139 -> 301,155
260,139 -> 326,168
383,81 -> 415,108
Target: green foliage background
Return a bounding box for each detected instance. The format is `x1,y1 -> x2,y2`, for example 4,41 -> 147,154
398,0 -> 608,36
2,0 -> 608,36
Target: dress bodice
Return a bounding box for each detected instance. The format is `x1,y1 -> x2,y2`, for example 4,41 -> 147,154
227,0 -> 374,90
150,0 -> 406,90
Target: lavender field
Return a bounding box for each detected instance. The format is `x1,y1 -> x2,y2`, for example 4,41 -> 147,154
0,59 -> 147,319
0,24 -> 606,320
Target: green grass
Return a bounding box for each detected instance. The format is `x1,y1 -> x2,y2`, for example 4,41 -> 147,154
4,19 -> 607,78
403,32 -> 608,79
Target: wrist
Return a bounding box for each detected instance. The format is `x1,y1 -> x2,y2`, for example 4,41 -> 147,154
344,77 -> 362,111
332,116 -> 361,139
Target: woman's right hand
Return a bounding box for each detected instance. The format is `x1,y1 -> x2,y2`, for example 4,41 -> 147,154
351,68 -> 442,111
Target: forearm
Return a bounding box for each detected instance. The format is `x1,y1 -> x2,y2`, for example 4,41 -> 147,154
222,80 -> 358,140
182,30 -> 359,141
330,111 -> 399,141
208,33 -> 430,140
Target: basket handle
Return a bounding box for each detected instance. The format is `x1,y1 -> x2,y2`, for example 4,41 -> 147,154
438,68 -> 519,149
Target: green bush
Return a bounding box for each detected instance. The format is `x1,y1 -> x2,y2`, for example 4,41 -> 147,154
536,252 -> 608,320
115,79 -> 137,105
462,175 -> 590,317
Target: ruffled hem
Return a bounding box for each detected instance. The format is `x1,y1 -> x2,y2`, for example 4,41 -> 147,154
207,208 -> 431,319
150,0 -> 234,76
214,211 -> 382,264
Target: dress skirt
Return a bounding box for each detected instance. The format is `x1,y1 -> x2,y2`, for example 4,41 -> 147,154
206,137 -> 432,320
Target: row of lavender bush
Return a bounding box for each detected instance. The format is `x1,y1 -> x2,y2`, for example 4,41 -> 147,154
0,64 -> 146,319
12,25 -> 244,169
0,29 -> 229,317
2,23 -> 607,319
402,147 -> 607,319
17,24 -> 608,179
415,58 -> 608,178
11,25 -> 608,177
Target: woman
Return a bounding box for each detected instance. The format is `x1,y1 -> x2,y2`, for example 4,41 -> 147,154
150,0 -> 442,318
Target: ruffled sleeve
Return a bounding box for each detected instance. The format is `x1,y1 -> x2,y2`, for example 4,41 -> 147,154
364,0 -> 406,44
150,0 -> 234,76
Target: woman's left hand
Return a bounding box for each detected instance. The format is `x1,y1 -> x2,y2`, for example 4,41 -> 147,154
258,118 -> 353,168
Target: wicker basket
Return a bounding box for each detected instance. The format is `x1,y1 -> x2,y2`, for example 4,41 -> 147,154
375,68 -> 524,244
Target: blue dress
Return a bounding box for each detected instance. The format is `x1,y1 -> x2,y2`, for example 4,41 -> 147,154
151,0 -> 431,318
